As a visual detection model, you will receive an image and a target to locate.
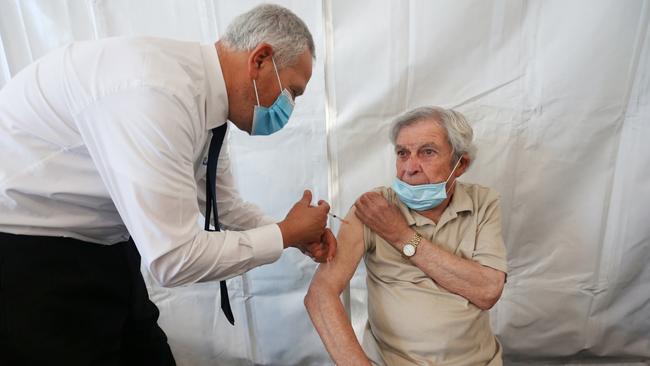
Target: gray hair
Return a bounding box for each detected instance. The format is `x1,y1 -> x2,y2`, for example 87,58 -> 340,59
222,4 -> 315,68
390,106 -> 477,167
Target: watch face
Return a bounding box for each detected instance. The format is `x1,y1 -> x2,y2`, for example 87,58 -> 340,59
402,243 -> 416,257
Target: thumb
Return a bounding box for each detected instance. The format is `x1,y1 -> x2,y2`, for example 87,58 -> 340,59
300,190 -> 313,205
317,199 -> 331,213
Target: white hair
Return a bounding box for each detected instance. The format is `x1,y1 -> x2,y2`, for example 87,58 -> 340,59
222,4 -> 315,69
390,106 -> 477,167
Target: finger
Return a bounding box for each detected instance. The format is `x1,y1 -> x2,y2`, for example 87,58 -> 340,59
376,195 -> 391,207
302,245 -> 316,258
361,192 -> 376,203
311,247 -> 327,263
300,190 -> 312,205
354,198 -> 368,218
313,256 -> 327,263
316,199 -> 331,212
353,203 -> 366,221
358,194 -> 368,206
361,192 -> 382,207
365,192 -> 382,200
322,228 -> 337,261
363,193 -> 379,207
304,244 -> 322,260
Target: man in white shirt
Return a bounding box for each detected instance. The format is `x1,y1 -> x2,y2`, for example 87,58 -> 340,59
0,4 -> 333,365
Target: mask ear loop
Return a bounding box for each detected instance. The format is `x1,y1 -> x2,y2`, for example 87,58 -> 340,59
252,79 -> 261,106
271,57 -> 283,92
445,155 -> 464,194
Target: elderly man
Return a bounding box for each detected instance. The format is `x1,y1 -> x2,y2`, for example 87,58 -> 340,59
0,4 -> 335,365
305,106 -> 508,365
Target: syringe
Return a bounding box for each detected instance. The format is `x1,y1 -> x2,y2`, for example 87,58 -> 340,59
328,212 -> 349,224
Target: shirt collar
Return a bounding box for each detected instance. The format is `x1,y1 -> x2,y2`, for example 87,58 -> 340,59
448,182 -> 474,215
392,182 -> 474,227
200,43 -> 229,130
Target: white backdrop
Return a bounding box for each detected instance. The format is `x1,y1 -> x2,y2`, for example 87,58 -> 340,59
1,1 -> 649,365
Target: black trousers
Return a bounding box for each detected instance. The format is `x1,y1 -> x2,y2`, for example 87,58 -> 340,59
0,232 -> 176,366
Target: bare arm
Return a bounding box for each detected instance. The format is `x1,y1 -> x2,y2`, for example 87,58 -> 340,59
396,231 -> 505,310
304,207 -> 371,366
355,192 -> 505,310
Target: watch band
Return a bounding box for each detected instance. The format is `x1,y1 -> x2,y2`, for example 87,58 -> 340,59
408,232 -> 423,249
402,231 -> 423,257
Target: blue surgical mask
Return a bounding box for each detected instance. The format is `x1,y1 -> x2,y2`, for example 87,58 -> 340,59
392,157 -> 463,211
251,57 -> 295,136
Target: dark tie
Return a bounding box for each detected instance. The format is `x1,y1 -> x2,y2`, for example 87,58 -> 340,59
204,123 -> 235,325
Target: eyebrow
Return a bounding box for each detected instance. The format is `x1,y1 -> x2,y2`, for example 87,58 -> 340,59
395,142 -> 440,151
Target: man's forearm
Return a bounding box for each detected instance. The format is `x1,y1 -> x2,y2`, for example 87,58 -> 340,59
304,286 -> 371,366
396,232 -> 504,309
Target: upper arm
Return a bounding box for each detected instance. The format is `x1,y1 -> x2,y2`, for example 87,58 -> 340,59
473,194 -> 508,275
309,206 -> 366,295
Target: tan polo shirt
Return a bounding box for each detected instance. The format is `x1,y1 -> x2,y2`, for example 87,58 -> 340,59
361,182 -> 508,366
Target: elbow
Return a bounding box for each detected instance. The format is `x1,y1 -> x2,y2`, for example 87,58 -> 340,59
148,253 -> 188,288
476,295 -> 498,311
149,267 -> 178,288
304,283 -> 338,315
477,279 -> 505,310
154,275 -> 177,288
304,285 -> 319,313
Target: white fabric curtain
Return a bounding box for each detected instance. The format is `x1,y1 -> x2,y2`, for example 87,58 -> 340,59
1,1 -> 648,365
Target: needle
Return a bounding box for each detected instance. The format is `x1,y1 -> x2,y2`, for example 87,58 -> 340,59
328,212 -> 350,224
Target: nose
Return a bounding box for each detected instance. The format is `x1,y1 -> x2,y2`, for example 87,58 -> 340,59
404,156 -> 421,176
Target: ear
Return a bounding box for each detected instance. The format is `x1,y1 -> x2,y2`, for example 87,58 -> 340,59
247,43 -> 274,80
456,154 -> 470,177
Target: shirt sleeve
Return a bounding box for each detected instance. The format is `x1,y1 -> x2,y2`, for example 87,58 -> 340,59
74,87 -> 283,287
472,191 -> 508,274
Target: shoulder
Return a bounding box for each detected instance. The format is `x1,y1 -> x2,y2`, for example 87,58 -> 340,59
456,182 -> 501,210
74,37 -> 203,100
368,186 -> 400,205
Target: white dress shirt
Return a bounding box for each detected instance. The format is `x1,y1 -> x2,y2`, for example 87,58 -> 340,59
0,37 -> 284,286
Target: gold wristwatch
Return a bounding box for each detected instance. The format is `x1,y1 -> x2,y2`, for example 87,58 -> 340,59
402,232 -> 423,257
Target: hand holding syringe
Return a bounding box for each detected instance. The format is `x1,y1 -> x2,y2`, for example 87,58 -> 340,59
309,191 -> 349,225
281,190 -> 338,263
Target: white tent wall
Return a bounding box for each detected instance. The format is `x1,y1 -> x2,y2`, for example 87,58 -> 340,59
0,1 -> 648,365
